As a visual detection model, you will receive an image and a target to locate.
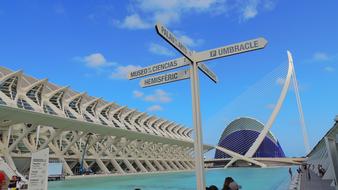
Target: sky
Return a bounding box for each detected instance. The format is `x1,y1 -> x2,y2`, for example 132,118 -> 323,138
0,0 -> 337,158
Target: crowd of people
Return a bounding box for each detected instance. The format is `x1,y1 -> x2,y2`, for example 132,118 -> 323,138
293,163 -> 327,181
7,175 -> 24,190
0,171 -> 25,190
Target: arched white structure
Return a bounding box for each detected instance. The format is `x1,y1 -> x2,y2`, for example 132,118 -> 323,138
0,66 -> 213,179
217,51 -> 310,167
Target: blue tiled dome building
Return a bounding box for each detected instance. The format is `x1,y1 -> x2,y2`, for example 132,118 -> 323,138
215,117 -> 285,158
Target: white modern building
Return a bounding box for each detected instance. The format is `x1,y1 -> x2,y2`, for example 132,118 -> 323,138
306,116 -> 338,188
0,66 -> 212,178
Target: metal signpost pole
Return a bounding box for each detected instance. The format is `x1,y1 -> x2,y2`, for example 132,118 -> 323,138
129,22 -> 267,190
190,58 -> 205,190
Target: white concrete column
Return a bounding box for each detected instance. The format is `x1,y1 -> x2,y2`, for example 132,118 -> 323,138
153,160 -> 165,171
144,160 -> 157,172
135,160 -> 148,172
123,159 -> 137,173
160,160 -> 172,170
110,159 -> 125,174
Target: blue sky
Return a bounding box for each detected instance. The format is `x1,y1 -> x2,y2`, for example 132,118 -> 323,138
0,0 -> 337,157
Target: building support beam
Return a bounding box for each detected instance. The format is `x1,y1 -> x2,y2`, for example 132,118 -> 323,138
324,137 -> 338,189
153,160 -> 165,171
168,160 -> 179,170
134,160 -> 148,172
61,132 -> 86,155
110,159 -> 125,174
8,125 -> 36,152
215,146 -> 266,168
160,160 -> 172,170
39,128 -> 63,150
144,160 -> 157,172
123,159 -> 137,173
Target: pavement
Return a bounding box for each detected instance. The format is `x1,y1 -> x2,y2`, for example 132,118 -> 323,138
300,169 -> 335,190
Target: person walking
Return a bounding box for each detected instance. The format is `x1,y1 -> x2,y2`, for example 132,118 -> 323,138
307,168 -> 311,180
288,167 -> 292,179
7,176 -> 17,190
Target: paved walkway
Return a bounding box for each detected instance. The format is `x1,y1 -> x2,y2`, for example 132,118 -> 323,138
300,169 -> 335,190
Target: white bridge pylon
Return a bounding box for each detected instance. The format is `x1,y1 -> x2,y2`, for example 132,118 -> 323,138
216,51 -> 310,168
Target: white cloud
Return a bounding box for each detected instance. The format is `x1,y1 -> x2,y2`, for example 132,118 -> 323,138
144,89 -> 172,103
242,4 -> 258,20
137,0 -> 218,12
324,66 -> 335,72
240,0 -> 277,21
115,14 -> 152,29
313,52 -> 329,61
263,0 -> 277,10
133,89 -> 172,112
115,0 -> 277,29
147,105 -> 163,112
110,65 -> 142,79
154,11 -> 180,26
174,31 -> 204,48
77,53 -> 116,68
148,43 -> 175,56
133,90 -> 144,97
131,0 -> 220,26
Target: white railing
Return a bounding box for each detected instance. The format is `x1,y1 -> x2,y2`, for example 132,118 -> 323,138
0,157 -> 28,183
288,173 -> 301,190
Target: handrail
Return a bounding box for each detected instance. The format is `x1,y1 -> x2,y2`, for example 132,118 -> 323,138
0,157 -> 28,183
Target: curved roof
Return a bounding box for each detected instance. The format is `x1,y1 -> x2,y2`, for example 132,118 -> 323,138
219,117 -> 277,144
215,117 -> 285,158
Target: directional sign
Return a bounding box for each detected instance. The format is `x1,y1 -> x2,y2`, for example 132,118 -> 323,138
198,63 -> 218,83
140,69 -> 190,88
128,57 -> 191,80
155,23 -> 194,62
28,148 -> 49,190
195,37 -> 268,62
129,22 -> 268,190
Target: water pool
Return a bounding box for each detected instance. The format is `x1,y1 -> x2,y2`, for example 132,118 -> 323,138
48,167 -> 292,190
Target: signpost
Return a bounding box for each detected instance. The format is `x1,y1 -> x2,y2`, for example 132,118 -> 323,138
198,63 -> 218,83
128,57 -> 190,80
155,23 -> 194,62
140,69 -> 190,88
128,22 -> 267,190
195,37 -> 268,62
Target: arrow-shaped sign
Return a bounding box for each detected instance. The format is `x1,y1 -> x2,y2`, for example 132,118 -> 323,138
195,37 -> 268,62
198,63 -> 218,83
140,69 -> 190,88
128,57 -> 191,80
155,23 -> 194,62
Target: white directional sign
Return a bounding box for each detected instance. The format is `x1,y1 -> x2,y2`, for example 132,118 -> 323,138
195,37 -> 268,62
140,69 -> 190,88
28,148 -> 49,190
155,23 -> 194,62
198,63 -> 218,83
128,57 -> 191,80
